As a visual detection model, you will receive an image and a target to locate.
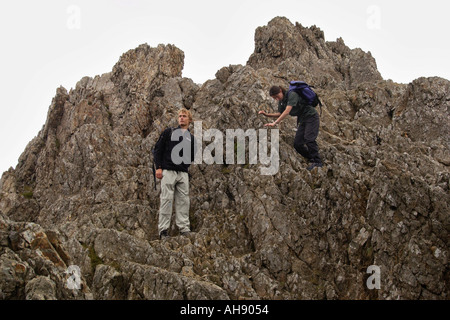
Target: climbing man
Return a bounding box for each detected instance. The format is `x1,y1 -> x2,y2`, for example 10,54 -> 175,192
153,108 -> 197,239
259,84 -> 323,171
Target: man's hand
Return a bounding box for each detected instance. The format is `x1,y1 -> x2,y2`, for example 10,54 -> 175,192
156,169 -> 163,179
264,122 -> 277,127
258,110 -> 267,116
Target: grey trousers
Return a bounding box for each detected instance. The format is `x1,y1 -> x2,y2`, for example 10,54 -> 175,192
158,170 -> 190,234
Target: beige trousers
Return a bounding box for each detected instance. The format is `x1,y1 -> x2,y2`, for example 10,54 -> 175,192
158,170 -> 190,234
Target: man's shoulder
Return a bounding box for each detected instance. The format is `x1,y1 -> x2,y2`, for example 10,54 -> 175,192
287,90 -> 300,100
161,127 -> 176,135
288,90 -> 307,106
287,90 -> 300,97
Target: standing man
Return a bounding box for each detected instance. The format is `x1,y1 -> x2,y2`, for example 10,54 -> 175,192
154,108 -> 196,239
259,85 -> 323,171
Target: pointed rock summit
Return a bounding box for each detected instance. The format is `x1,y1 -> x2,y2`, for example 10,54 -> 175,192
247,17 -> 382,89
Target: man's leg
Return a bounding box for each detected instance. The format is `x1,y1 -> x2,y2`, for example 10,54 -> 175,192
158,170 -> 176,235
174,172 -> 191,233
304,113 -> 321,164
294,122 -> 312,162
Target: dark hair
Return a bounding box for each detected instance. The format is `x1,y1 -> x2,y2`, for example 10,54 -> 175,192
269,86 -> 286,97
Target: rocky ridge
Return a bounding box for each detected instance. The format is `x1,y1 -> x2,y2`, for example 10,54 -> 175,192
0,17 -> 448,300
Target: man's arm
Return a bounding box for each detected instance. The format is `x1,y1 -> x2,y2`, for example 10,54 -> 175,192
258,110 -> 281,118
264,105 -> 292,127
154,129 -> 169,179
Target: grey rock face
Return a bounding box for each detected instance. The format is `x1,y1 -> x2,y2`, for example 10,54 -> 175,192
247,17 -> 382,90
0,17 -> 448,300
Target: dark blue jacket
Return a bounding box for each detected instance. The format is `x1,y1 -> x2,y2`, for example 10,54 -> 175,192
153,126 -> 196,173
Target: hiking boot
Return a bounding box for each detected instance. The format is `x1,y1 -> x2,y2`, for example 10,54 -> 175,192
306,162 -> 323,171
160,230 -> 169,240
180,231 -> 192,237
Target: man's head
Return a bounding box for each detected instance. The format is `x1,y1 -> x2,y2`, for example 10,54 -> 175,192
269,86 -> 284,101
178,108 -> 192,129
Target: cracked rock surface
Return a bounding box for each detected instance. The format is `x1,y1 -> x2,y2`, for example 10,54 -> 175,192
1,17 -> 448,300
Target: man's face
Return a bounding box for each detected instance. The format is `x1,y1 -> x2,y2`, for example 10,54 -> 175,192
178,113 -> 190,128
271,91 -> 283,101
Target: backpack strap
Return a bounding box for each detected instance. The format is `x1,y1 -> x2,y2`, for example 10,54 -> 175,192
316,93 -> 323,117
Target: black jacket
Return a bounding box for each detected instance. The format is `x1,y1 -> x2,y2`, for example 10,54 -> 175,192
153,126 -> 196,173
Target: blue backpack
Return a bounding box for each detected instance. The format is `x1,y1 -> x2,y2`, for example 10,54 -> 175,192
287,81 -> 322,115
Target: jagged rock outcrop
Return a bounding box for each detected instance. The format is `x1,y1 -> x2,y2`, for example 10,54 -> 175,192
1,17 -> 448,300
247,16 -> 382,89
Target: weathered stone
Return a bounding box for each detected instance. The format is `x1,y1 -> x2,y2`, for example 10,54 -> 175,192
0,17 -> 448,300
25,276 -> 57,300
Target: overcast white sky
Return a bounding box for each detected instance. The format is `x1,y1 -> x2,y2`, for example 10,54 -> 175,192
1,0 -> 449,175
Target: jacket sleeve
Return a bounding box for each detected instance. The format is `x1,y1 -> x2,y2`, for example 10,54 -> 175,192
153,129 -> 169,169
